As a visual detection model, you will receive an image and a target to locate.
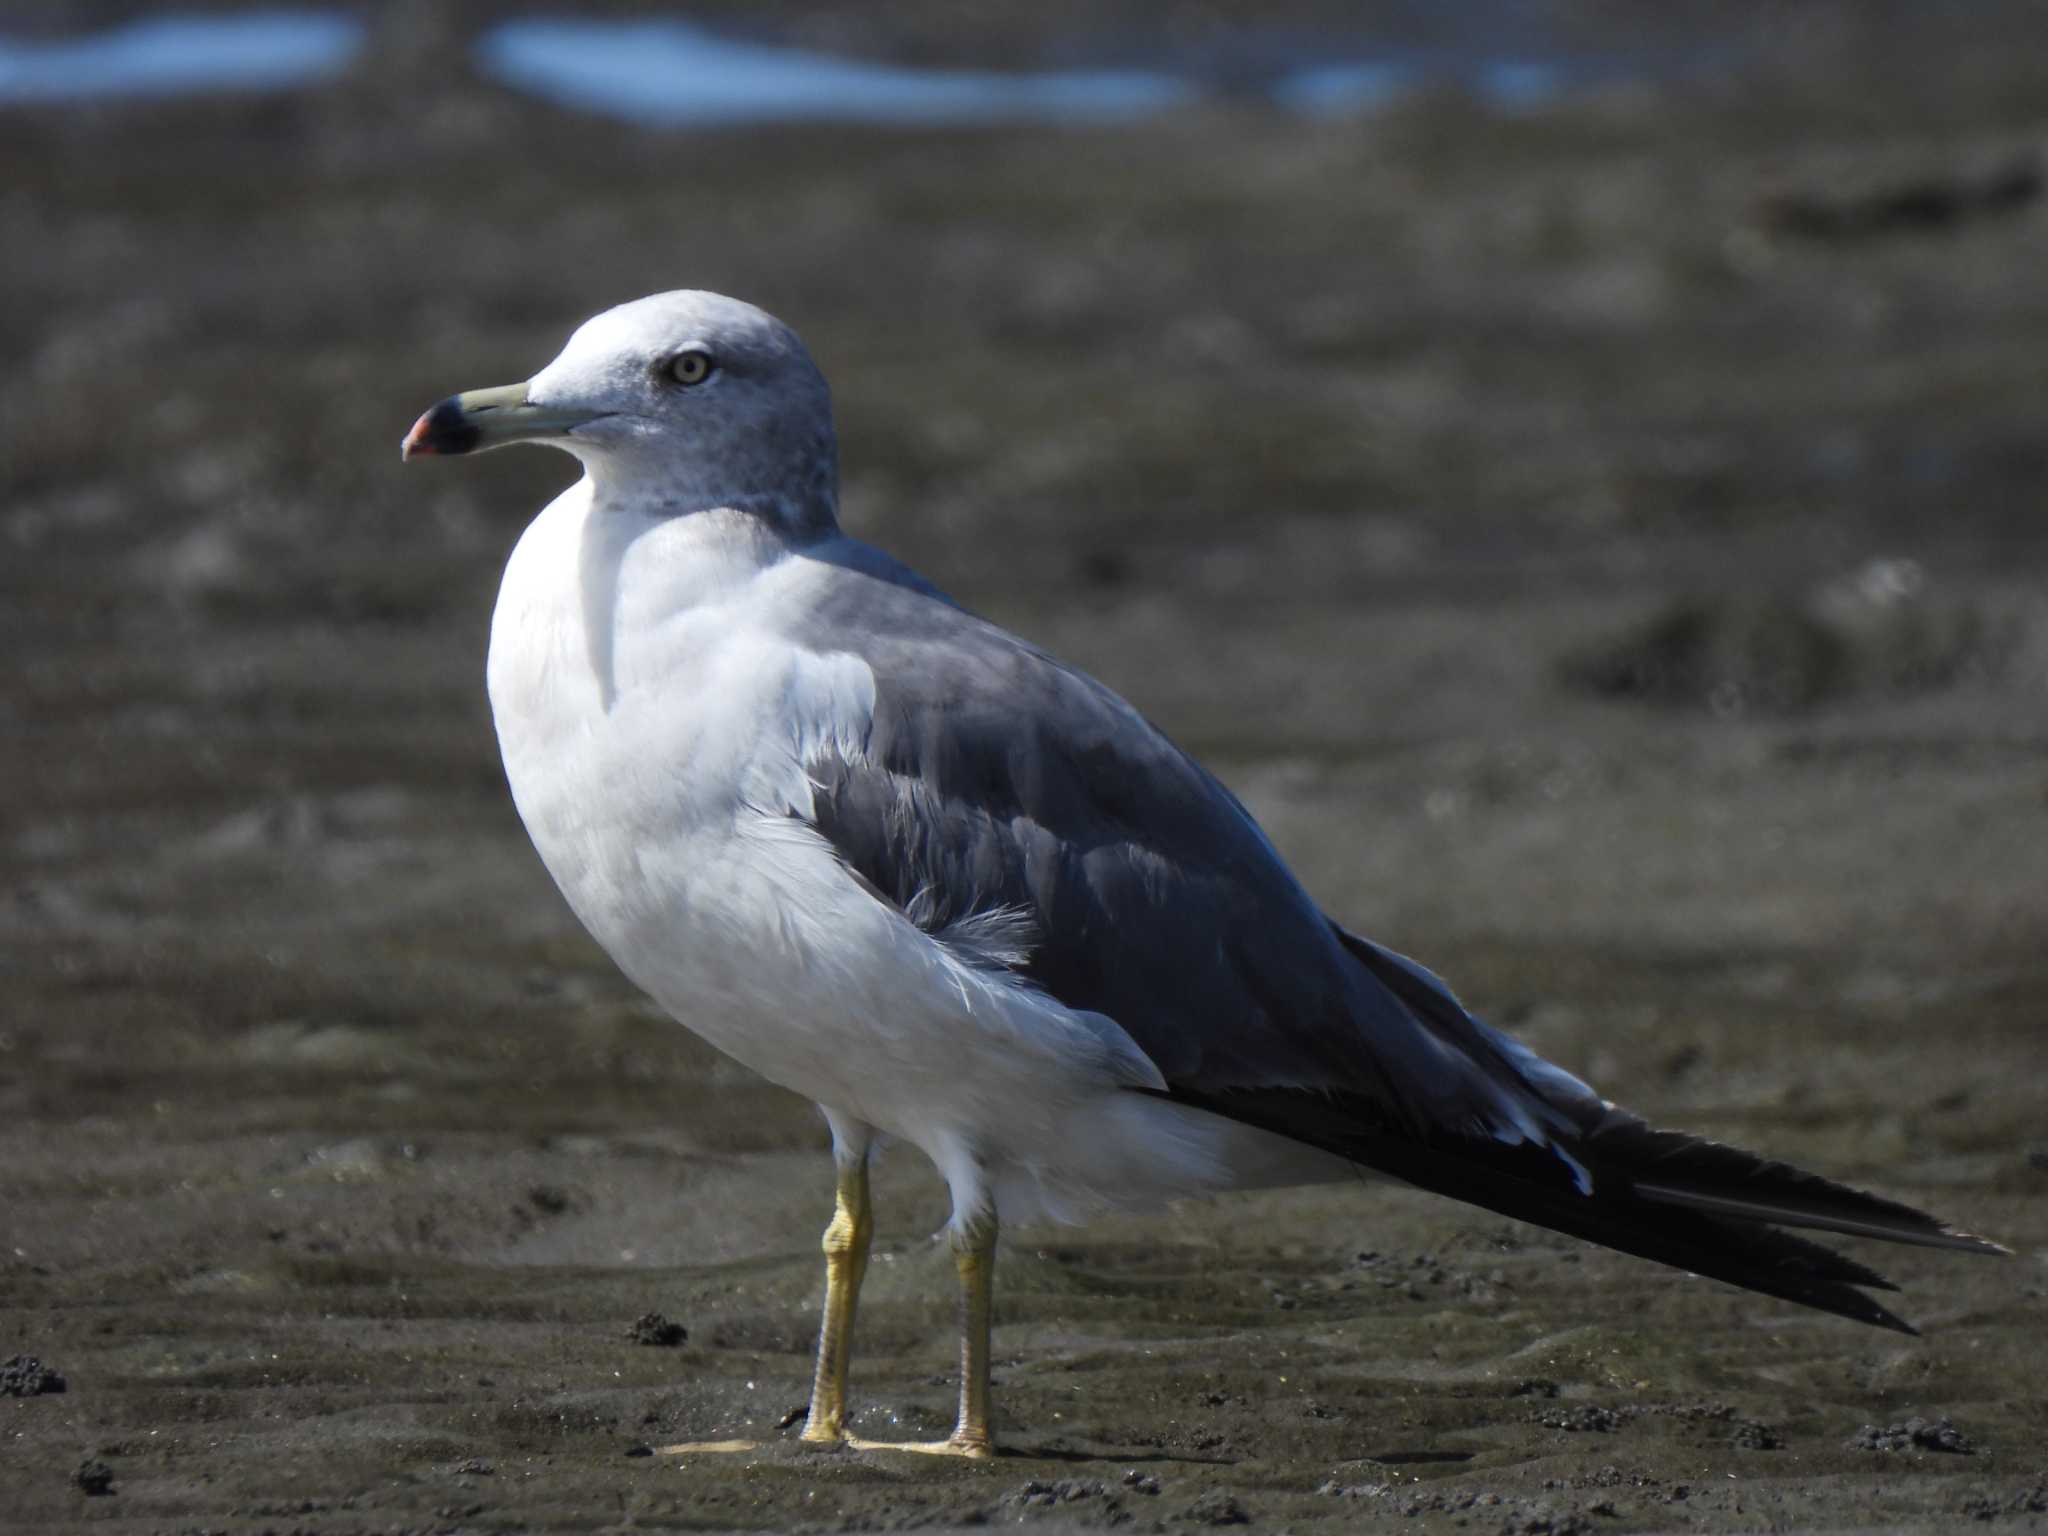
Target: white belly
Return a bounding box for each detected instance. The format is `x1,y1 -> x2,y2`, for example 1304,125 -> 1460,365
486,494 -> 894,1110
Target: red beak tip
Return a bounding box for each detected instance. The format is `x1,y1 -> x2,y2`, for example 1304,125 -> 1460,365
400,411 -> 438,461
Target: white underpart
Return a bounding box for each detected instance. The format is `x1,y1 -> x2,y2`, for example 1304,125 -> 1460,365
488,479 -> 1346,1226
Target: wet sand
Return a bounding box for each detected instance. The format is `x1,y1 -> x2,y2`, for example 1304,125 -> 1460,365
3,4 -> 2045,1530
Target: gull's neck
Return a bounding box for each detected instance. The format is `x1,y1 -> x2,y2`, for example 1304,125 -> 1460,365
581,448 -> 840,547
580,483 -> 813,588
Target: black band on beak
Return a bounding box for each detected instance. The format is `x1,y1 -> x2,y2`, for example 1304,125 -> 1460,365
402,396 -> 481,459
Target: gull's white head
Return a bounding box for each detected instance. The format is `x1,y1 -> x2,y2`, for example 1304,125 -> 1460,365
403,290 -> 838,535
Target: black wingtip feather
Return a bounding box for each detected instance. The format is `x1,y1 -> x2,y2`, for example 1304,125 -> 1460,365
1584,1109 -> 2006,1257
1154,1085 -> 1972,1335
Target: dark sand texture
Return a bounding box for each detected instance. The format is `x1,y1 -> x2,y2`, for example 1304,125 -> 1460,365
3,3 -> 2045,1530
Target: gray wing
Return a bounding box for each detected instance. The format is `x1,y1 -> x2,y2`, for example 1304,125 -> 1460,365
783,541 -> 1572,1149
780,545 -> 2006,1334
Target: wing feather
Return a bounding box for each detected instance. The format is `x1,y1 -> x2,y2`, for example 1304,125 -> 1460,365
781,542 -> 1569,1151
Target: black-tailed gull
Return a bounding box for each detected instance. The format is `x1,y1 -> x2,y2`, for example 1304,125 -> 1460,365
401,290 -> 2002,1458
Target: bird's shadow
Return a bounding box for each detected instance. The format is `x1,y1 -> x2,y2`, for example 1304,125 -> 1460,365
994,1442 -> 1234,1466
993,1443 -> 1476,1467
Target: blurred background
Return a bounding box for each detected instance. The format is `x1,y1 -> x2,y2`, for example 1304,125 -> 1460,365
4,3 -> 2044,1528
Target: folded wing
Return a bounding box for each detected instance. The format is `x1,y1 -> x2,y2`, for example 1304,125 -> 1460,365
782,543 -> 2004,1331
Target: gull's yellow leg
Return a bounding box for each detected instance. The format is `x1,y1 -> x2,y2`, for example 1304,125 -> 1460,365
799,1154 -> 874,1446
659,1123 -> 873,1458
944,1207 -> 998,1456
852,1206 -> 998,1459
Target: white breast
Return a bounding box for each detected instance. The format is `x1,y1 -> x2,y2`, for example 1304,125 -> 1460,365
487,488 -> 879,1093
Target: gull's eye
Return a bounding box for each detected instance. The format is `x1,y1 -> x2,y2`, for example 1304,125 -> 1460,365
666,350 -> 716,387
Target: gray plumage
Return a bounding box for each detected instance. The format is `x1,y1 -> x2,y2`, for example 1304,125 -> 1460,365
789,544 -> 1527,1126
